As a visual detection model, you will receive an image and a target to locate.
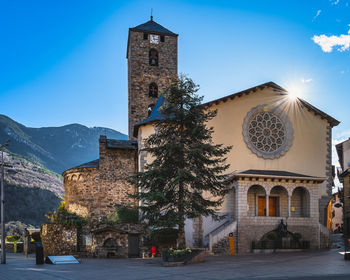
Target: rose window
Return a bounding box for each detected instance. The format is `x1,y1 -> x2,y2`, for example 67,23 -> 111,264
248,112 -> 285,153
243,105 -> 293,159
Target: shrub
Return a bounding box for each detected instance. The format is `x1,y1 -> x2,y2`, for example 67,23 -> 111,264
292,232 -> 302,241
107,205 -> 139,224
6,235 -> 22,242
168,248 -> 191,256
147,228 -> 178,247
266,231 -> 277,240
45,200 -> 87,227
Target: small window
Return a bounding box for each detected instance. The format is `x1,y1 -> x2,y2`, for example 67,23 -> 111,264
160,35 -> 165,42
149,83 -> 158,98
143,33 -> 148,40
148,104 -> 155,116
149,49 -> 158,66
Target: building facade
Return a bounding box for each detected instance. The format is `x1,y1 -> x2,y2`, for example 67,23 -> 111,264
63,18 -> 339,254
336,138 -> 350,236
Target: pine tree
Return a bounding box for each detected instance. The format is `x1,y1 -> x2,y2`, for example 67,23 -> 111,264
131,75 -> 232,247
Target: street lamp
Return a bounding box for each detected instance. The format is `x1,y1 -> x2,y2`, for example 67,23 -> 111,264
0,139 -> 17,265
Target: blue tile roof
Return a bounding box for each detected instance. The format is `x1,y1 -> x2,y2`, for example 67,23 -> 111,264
134,95 -> 165,137
131,19 -> 177,36
72,159 -> 99,169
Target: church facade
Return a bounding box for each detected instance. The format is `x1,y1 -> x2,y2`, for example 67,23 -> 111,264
63,18 -> 339,254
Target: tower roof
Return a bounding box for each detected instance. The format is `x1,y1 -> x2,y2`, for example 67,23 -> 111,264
130,18 -> 177,36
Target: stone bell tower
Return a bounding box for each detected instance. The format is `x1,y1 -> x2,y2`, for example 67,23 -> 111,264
127,17 -> 178,139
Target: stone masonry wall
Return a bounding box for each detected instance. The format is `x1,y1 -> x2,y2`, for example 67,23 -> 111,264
41,224 -> 78,257
64,137 -> 138,221
98,138 -> 138,216
235,180 -> 320,253
128,29 -> 177,139
64,167 -> 99,218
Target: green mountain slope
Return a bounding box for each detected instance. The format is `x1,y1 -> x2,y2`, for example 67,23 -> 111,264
0,114 -> 127,173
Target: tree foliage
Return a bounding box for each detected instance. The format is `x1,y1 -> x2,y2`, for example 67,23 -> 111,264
130,75 -> 232,247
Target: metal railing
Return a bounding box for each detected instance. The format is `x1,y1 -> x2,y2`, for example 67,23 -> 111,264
209,220 -> 237,251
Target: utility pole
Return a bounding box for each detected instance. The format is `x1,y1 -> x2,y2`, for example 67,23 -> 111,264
1,140 -> 10,264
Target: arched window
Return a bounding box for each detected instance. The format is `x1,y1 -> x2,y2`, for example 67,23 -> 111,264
149,83 -> 158,98
148,104 -> 155,116
149,49 -> 158,66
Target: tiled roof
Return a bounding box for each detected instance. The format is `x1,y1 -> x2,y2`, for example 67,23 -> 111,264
130,19 -> 177,36
201,81 -> 339,127
106,139 -> 138,149
239,169 -> 315,178
134,82 -> 340,137
133,95 -> 165,137
71,159 -> 99,169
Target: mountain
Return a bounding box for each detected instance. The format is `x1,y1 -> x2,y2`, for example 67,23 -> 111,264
2,151 -> 63,226
0,114 -> 127,174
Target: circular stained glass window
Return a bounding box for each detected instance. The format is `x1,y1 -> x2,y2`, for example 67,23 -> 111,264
243,105 -> 293,159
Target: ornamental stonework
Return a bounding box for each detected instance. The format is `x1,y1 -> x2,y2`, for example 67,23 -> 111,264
243,104 -> 293,159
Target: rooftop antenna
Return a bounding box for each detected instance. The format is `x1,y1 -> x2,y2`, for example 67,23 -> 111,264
151,8 -> 153,21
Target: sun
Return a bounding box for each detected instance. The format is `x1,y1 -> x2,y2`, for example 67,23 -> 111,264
288,91 -> 299,100
286,84 -> 303,100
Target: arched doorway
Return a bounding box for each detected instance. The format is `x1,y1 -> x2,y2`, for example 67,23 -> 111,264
291,187 -> 310,217
247,185 -> 266,216
270,186 -> 289,217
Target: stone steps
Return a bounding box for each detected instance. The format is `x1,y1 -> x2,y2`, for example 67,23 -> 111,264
212,236 -> 231,255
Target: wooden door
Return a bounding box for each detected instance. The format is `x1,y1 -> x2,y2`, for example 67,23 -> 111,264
258,196 -> 266,216
269,197 -> 277,217
128,234 -> 139,258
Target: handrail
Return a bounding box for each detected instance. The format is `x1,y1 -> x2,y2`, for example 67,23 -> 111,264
204,219 -> 230,238
209,220 -> 237,252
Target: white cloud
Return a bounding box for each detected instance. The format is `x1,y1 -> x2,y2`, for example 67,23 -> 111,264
301,78 -> 313,84
312,29 -> 350,52
312,10 -> 322,22
330,0 -> 340,5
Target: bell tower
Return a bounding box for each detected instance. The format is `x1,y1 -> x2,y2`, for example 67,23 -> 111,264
127,17 -> 178,139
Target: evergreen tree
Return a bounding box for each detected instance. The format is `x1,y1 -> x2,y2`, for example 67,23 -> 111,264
131,75 -> 232,247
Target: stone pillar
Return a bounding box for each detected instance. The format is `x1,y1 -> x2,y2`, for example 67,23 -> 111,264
266,195 -> 269,217
288,195 -> 291,217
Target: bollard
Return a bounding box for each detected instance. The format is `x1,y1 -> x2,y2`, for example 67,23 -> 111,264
151,246 -> 156,258
34,242 -> 44,265
229,232 -> 234,255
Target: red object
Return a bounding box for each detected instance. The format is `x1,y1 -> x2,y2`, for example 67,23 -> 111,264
151,246 -> 156,257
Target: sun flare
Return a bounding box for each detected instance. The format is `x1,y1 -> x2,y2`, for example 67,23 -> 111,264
286,84 -> 303,100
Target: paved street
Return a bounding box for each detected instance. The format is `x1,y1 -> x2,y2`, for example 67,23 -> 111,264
0,247 -> 349,280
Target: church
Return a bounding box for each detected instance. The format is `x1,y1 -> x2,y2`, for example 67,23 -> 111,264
62,17 -> 339,254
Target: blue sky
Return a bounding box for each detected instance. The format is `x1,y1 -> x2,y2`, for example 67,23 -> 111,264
1,0 -> 349,144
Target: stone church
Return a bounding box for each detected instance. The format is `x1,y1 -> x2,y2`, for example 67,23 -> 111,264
62,17 -> 339,254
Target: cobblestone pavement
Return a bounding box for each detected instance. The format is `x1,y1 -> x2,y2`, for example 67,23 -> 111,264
0,247 -> 349,280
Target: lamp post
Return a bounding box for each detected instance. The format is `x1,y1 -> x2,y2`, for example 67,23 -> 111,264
1,140 -> 10,264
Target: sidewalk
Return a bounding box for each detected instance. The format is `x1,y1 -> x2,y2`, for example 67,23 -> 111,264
0,248 -> 349,280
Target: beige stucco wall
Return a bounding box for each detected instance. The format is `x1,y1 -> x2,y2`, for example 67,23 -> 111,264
138,88 -> 330,199
207,88 -> 328,180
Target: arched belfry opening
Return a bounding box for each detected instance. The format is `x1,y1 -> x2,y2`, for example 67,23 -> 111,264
149,83 -> 158,98
149,49 -> 158,66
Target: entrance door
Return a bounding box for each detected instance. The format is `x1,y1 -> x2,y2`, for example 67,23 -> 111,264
269,197 -> 277,217
258,196 -> 266,216
128,234 -> 139,258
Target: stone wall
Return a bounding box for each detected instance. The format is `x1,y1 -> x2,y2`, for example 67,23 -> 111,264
63,136 -> 138,221
127,28 -> 177,139
234,180 -> 321,253
41,223 -> 144,258
237,217 -> 320,253
64,167 -> 99,218
41,224 -> 78,257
